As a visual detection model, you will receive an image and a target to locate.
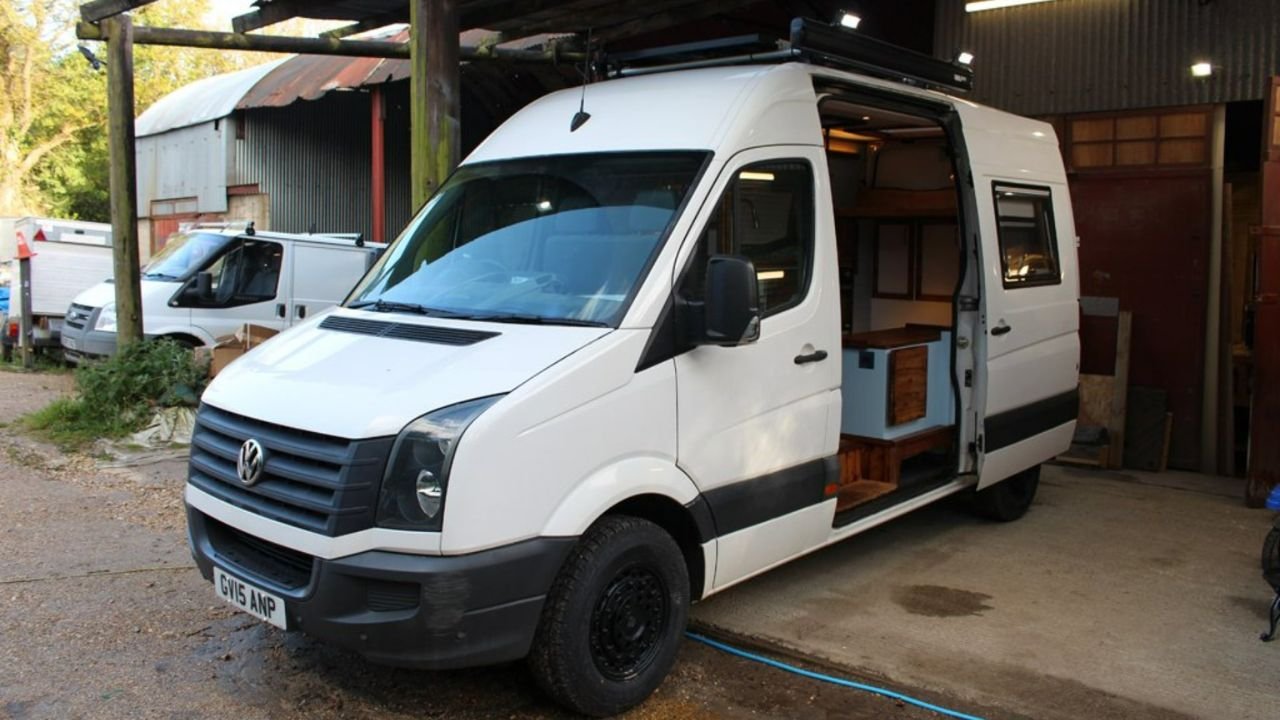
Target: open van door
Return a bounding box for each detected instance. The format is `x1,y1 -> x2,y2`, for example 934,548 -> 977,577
976,181 -> 1079,488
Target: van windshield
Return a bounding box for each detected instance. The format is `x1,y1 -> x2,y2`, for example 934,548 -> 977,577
142,232 -> 231,281
347,152 -> 707,327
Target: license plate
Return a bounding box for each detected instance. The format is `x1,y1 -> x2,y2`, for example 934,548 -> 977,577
62,337 -> 77,351
213,566 -> 288,630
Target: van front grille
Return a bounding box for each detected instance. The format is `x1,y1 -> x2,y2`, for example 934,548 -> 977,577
188,404 -> 394,536
65,303 -> 94,330
204,515 -> 314,590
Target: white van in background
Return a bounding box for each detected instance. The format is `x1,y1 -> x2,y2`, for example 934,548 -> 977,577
184,21 -> 1079,717
61,225 -> 382,361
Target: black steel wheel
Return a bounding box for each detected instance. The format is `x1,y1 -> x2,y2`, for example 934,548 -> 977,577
972,464 -> 1041,522
529,515 -> 688,717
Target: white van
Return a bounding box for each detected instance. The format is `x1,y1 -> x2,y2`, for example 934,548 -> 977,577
61,225 -> 382,361
185,23 -> 1078,717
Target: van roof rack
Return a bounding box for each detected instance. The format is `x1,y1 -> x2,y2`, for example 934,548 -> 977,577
606,17 -> 973,94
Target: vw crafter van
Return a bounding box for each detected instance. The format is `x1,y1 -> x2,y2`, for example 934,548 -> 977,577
186,20 -> 1079,717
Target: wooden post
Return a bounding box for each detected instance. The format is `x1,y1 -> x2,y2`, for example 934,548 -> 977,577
410,0 -> 460,213
105,15 -> 143,347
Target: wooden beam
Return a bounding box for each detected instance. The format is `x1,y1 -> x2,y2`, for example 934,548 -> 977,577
463,0 -> 576,30
80,0 -> 160,23
104,15 -> 143,347
410,0 -> 461,212
77,22 -> 583,62
79,22 -> 409,58
231,1 -> 315,34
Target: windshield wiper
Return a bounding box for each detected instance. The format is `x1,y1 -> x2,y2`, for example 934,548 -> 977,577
348,299 -> 438,315
142,272 -> 181,281
453,312 -> 608,328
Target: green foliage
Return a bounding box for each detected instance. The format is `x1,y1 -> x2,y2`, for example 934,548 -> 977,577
24,338 -> 207,448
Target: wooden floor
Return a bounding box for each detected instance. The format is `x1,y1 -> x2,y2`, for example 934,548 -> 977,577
835,479 -> 897,513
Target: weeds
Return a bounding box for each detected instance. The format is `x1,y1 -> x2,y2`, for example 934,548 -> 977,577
23,339 -> 207,449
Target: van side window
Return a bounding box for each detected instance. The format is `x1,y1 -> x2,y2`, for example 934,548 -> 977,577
200,239 -> 283,307
994,184 -> 1060,288
682,160 -> 814,317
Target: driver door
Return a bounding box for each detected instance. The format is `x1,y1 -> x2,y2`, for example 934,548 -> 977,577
673,147 -> 842,590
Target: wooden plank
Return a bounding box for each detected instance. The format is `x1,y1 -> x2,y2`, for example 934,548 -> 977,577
1078,374 -> 1113,428
1108,311 -> 1132,468
80,0 -> 160,22
1218,184 -> 1235,476
105,15 -> 143,347
77,22 -> 411,59
844,326 -> 940,349
888,346 -> 928,426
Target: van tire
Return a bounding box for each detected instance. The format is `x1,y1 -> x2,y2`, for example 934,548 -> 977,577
528,515 -> 689,717
972,465 -> 1040,522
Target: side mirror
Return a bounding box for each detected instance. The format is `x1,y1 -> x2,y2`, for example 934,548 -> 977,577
194,271 -> 213,300
702,255 -> 760,345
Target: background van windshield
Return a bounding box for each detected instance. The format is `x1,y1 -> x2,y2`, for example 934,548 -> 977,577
142,232 -> 230,281
348,152 -> 706,327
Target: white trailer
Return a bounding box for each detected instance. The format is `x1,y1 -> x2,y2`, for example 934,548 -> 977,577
1,217 -> 114,354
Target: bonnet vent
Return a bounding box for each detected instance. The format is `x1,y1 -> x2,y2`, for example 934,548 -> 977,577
319,315 -> 498,346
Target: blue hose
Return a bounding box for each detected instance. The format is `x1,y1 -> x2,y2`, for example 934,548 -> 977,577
686,631 -> 987,720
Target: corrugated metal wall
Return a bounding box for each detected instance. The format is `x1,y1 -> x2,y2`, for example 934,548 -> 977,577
230,91 -> 375,237
136,121 -> 229,216
935,0 -> 1280,116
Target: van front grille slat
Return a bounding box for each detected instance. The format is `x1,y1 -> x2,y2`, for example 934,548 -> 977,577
319,315 -> 498,346
188,405 -> 393,536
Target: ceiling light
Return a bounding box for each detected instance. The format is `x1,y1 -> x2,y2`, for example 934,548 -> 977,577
957,51 -> 974,66
1190,62 -> 1212,78
966,0 -> 1056,12
839,12 -> 861,29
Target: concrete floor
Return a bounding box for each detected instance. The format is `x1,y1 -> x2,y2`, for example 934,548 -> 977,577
692,465 -> 1280,720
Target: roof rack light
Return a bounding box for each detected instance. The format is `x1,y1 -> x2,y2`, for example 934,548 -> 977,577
789,17 -> 974,93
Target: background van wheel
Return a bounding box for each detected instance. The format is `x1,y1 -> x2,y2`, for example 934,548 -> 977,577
972,464 -> 1040,522
529,515 -> 689,717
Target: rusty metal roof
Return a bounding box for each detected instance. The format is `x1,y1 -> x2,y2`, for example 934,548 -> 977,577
136,29 -> 572,136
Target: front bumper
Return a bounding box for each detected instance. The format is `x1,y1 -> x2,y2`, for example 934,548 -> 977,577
187,506 -> 575,669
60,324 -> 119,363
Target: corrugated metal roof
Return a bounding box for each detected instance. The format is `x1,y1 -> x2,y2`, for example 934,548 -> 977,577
138,30 -> 573,137
136,59 -> 287,137
934,0 -> 1280,116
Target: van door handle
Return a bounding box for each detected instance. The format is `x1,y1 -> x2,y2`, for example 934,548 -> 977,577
296,304 -> 307,319
794,349 -> 829,365
991,323 -> 1012,336
275,303 -> 286,318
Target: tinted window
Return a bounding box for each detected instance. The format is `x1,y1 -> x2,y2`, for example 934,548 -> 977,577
682,160 -> 814,316
198,239 -> 283,307
994,185 -> 1060,287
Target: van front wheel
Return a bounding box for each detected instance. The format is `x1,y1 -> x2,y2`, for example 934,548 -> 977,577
529,515 -> 689,717
972,464 -> 1040,522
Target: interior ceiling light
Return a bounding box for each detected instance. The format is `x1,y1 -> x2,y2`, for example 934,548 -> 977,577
839,12 -> 861,29
957,51 -> 975,66
966,0 -> 1056,12
1190,62 -> 1213,77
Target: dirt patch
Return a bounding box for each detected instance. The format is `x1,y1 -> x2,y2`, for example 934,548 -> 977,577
892,584 -> 993,618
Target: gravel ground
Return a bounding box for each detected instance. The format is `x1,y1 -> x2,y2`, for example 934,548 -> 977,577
0,370 -> 951,720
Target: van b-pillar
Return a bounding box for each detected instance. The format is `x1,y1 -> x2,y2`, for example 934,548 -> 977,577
410,0 -> 460,214
105,14 -> 144,347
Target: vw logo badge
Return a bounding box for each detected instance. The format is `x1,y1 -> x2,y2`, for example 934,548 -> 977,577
237,439 -> 266,486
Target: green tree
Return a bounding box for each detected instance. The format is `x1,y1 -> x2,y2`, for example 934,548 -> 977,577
3,0 -> 262,220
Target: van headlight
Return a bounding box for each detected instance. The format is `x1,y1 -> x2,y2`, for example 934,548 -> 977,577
94,303 -> 117,332
375,395 -> 502,531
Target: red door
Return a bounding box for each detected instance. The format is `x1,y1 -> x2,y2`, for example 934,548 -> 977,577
1249,77 -> 1280,502
1071,172 -> 1212,470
